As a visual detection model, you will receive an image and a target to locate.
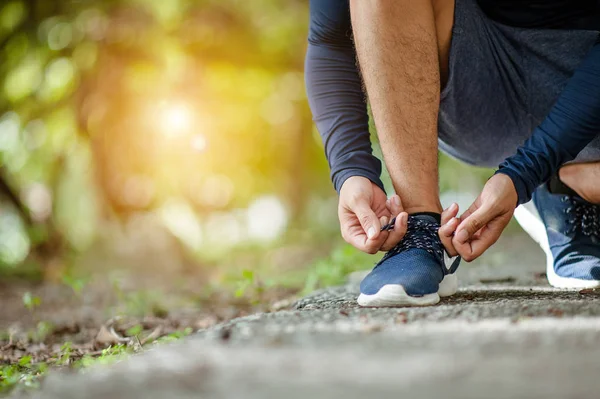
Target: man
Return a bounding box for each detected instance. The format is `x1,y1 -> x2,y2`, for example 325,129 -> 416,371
305,0 -> 600,307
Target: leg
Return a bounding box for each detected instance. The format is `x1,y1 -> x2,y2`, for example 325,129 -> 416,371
353,0 -> 460,307
349,0 -> 455,214
559,161 -> 600,204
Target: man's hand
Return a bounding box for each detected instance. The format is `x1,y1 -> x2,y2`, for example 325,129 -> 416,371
451,174 -> 518,261
339,176 -> 408,254
439,202 -> 460,257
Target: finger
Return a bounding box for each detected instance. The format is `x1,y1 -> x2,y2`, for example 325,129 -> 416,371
452,203 -> 502,261
439,217 -> 459,257
381,212 -> 408,251
458,201 -> 478,224
387,195 -> 403,216
346,217 -> 390,254
342,224 -> 387,254
352,201 -> 382,241
441,203 -> 459,225
453,219 -> 504,261
380,216 -> 389,228
439,203 -> 460,257
454,205 -> 496,245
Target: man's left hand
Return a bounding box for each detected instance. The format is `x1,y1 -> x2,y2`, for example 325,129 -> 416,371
452,173 -> 518,261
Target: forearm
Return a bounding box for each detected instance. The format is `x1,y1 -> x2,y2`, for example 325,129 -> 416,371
497,42 -> 600,204
350,0 -> 442,213
305,0 -> 384,193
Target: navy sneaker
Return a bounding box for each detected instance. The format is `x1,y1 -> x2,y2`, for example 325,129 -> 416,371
357,214 -> 460,307
514,183 -> 600,288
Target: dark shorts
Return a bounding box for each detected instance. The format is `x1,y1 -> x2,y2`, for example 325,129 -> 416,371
438,0 -> 600,167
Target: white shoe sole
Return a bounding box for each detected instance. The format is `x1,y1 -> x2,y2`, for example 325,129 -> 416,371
357,273 -> 458,307
514,202 -> 600,289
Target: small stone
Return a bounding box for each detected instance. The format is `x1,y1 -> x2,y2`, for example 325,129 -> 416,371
395,313 -> 407,324
219,327 -> 232,341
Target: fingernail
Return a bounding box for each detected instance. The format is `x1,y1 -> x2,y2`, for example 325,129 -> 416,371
367,227 -> 376,239
456,230 -> 469,243
380,216 -> 388,226
393,196 -> 401,206
400,213 -> 408,225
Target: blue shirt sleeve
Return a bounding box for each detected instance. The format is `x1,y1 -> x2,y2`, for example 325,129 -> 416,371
496,41 -> 600,205
304,0 -> 384,193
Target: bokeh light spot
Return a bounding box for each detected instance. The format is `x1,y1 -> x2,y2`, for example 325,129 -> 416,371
246,195 -> 288,242
0,211 -> 30,266
0,112 -> 21,153
0,1 -> 27,31
47,22 -> 73,51
159,200 -> 203,250
22,183 -> 52,222
191,134 -> 207,152
198,175 -> 234,209
38,57 -> 77,103
204,212 -> 244,247
159,103 -> 193,137
4,55 -> 43,101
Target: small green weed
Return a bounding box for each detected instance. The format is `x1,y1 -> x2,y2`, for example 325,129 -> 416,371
302,244 -> 378,295
22,292 -> 41,311
56,342 -> 73,366
0,358 -> 47,394
75,344 -> 133,369
155,327 -> 193,344
62,274 -> 90,296
28,321 -> 54,343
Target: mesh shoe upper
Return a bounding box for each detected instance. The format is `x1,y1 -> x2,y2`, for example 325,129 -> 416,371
360,214 -> 460,297
533,183 -> 600,281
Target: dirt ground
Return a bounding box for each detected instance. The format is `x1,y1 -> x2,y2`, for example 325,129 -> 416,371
0,265 -> 297,370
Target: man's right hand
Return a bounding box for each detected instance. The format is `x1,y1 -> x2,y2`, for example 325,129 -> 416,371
338,176 -> 408,254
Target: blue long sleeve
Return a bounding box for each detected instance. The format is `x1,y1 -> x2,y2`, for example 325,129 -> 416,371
305,0 -> 384,193
497,41 -> 600,204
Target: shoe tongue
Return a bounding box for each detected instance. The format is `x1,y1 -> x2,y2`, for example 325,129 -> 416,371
410,212 -> 441,225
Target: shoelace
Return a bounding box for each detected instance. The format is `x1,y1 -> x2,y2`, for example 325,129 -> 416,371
379,216 -> 460,274
562,196 -> 600,241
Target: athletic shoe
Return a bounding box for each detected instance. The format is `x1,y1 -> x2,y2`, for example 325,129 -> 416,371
357,214 -> 460,307
514,183 -> 600,288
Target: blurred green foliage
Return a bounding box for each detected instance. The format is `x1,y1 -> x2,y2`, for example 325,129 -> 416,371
0,0 -> 336,271
0,0 -> 495,275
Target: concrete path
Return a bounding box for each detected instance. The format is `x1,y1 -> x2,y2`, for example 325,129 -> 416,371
31,234 -> 600,399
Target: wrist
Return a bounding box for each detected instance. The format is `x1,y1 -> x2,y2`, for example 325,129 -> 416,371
493,173 -> 518,207
494,168 -> 528,206
336,170 -> 385,195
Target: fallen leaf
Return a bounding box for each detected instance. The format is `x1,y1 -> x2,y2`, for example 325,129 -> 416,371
579,288 -> 600,296
270,298 -> 295,312
94,325 -> 130,348
140,326 -> 163,345
195,316 -> 218,330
